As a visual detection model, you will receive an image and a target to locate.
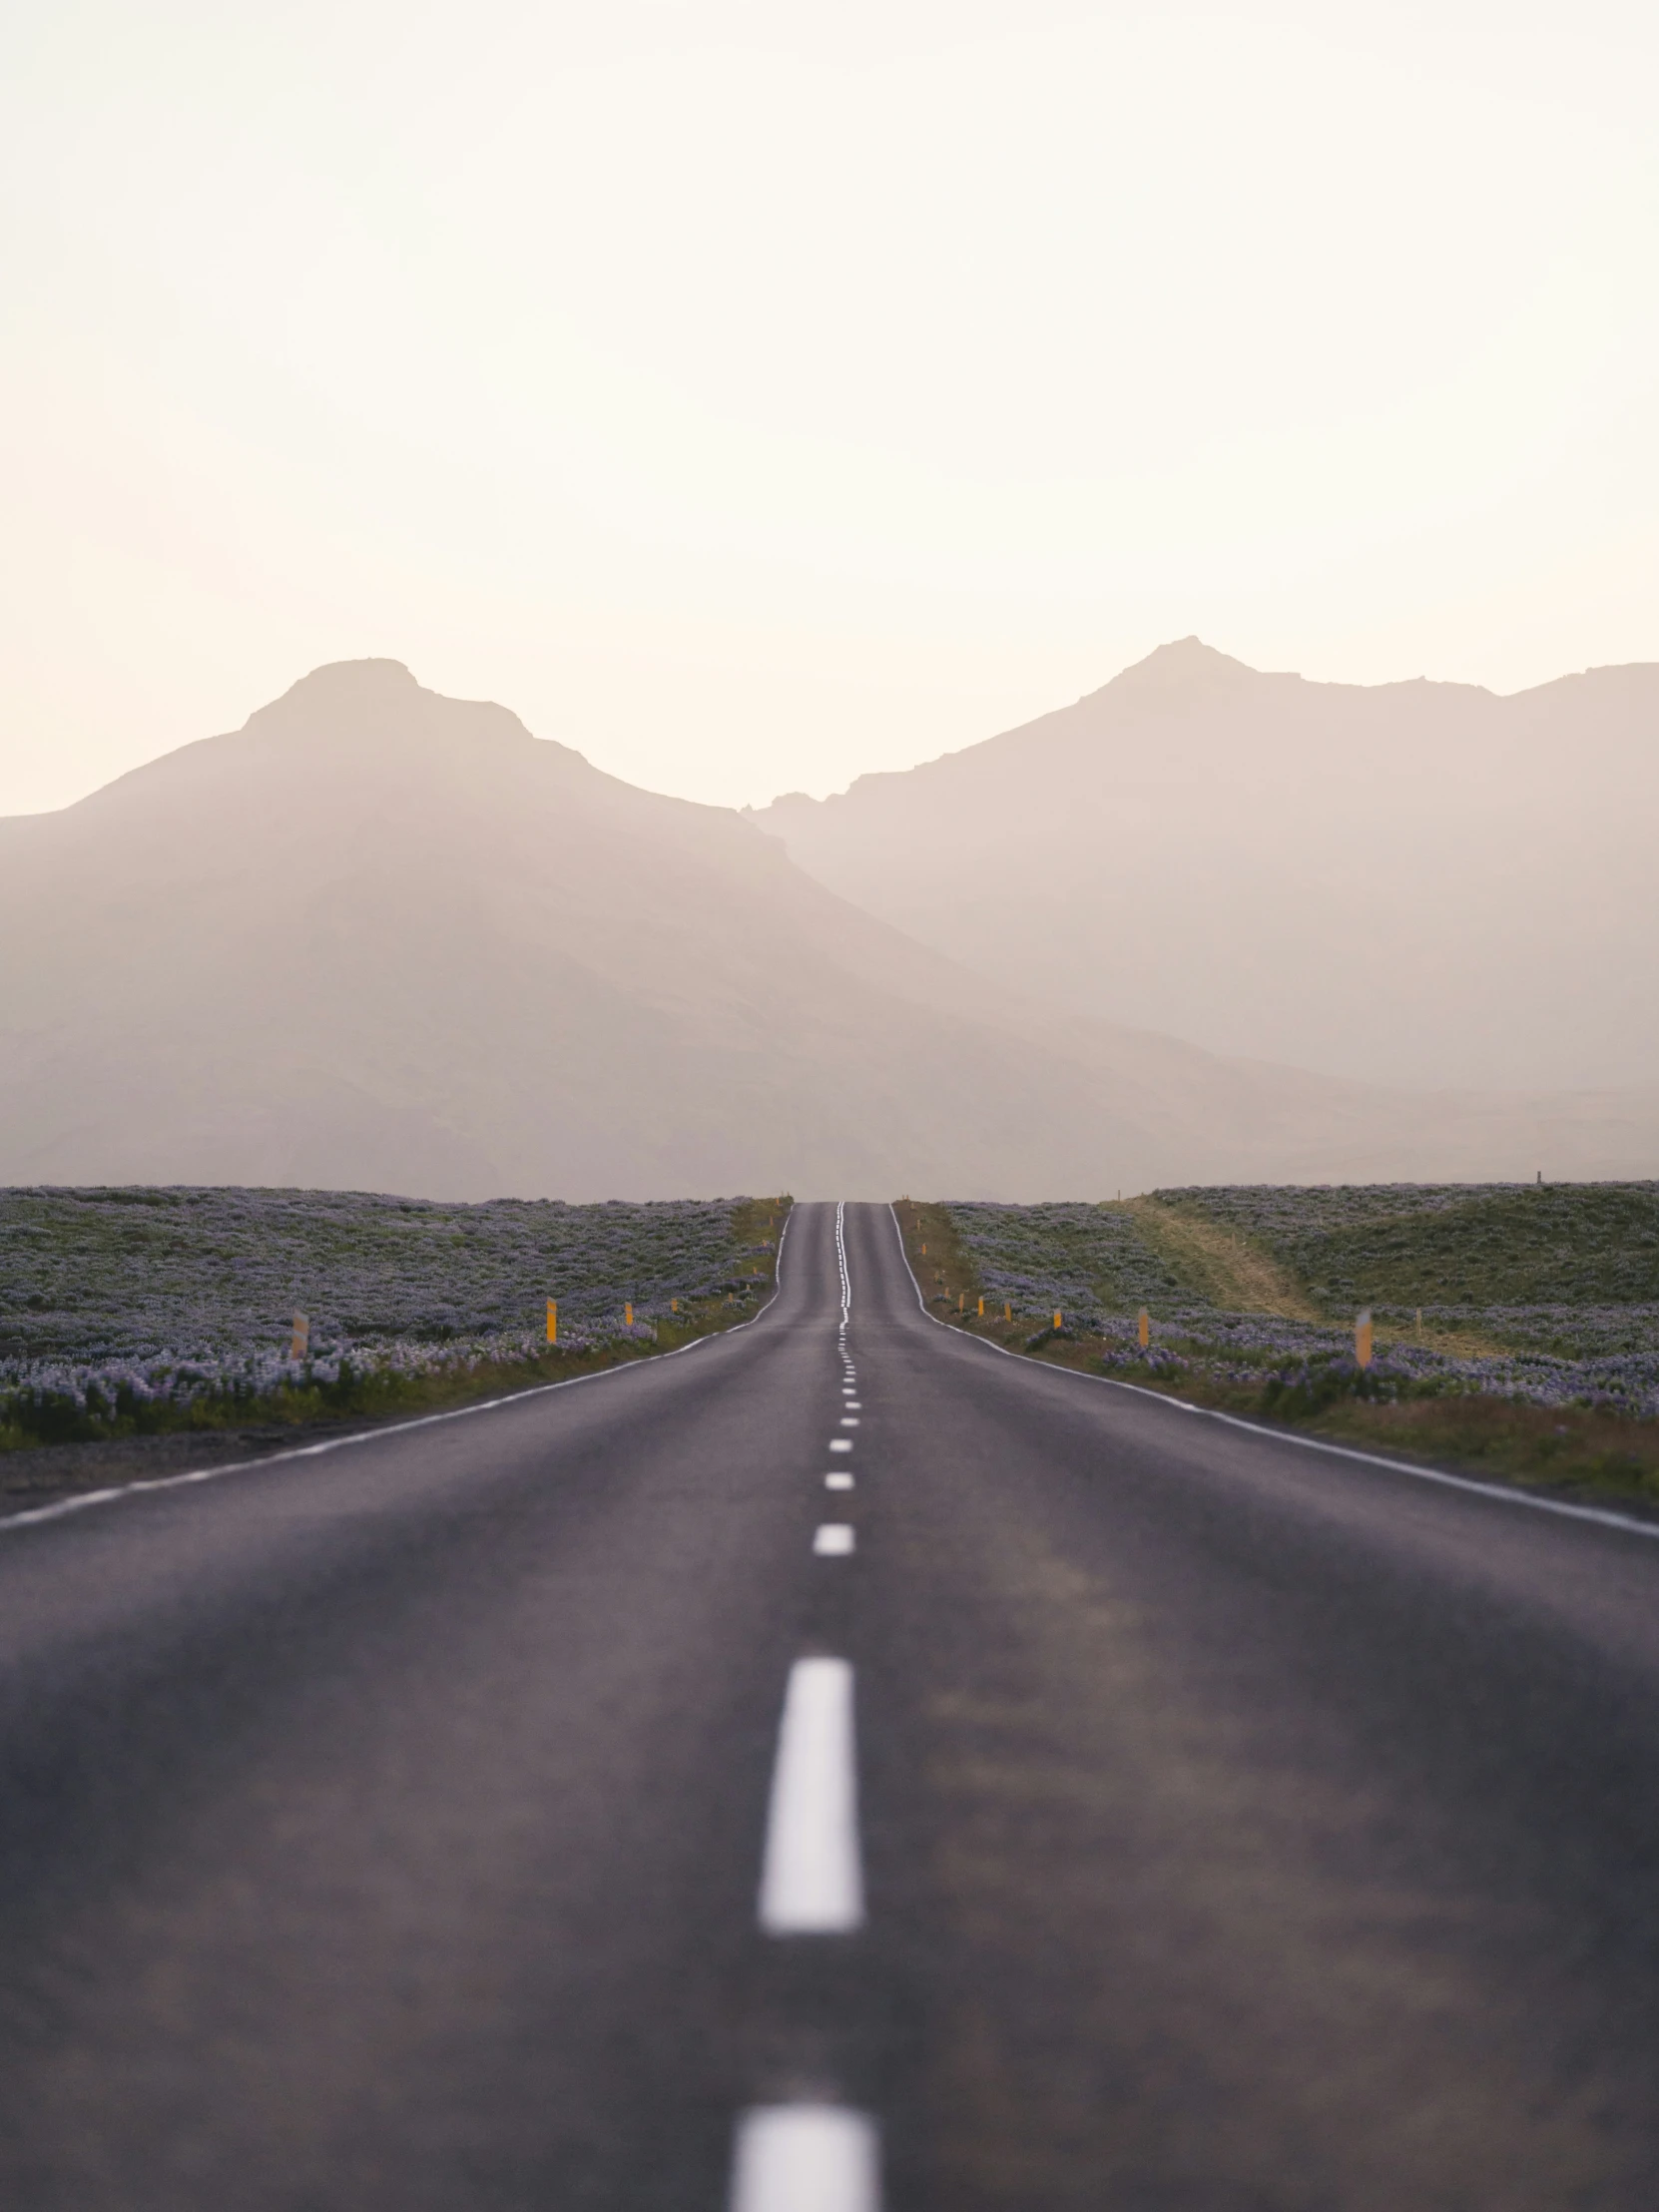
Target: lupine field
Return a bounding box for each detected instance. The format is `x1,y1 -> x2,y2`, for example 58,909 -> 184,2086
937,1187 -> 1659,1425
0,1186 -> 781,1445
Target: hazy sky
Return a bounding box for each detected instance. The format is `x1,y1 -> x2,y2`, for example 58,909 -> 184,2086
3,0 -> 1656,817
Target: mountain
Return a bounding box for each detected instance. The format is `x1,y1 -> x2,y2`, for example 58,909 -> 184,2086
754,639 -> 1659,1094
2,658 -> 1655,1201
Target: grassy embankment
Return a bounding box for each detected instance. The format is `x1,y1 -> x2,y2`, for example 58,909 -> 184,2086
0,1195 -> 792,1455
893,1193 -> 1659,1503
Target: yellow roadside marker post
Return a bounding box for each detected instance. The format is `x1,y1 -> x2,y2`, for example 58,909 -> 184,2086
625,1303 -> 634,1328
546,1300 -> 558,1346
289,1313 -> 309,1363
672,1298 -> 680,1314
1356,1309 -> 1374,1369
977,1297 -> 984,1318
1003,1302 -> 1011,1322
958,1292 -> 964,1313
1138,1309 -> 1150,1350
1053,1310 -> 1062,1332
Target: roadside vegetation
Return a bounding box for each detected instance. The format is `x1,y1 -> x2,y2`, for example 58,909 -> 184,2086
894,1188 -> 1659,1504
0,1188 -> 791,1453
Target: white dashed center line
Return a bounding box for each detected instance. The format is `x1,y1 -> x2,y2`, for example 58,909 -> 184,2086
758,1657 -> 863,1932
728,1205 -> 878,2197
729,2104 -> 881,2212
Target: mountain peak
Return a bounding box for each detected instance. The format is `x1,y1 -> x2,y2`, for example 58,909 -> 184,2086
276,658 -> 420,705
1106,638 -> 1263,696
244,658 -> 431,747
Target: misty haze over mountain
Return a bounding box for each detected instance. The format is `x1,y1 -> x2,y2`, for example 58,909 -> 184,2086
2,655 -> 1656,1200
757,639 -> 1659,1094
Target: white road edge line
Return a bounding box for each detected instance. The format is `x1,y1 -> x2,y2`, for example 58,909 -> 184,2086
757,1656 -> 864,1933
728,2104 -> 880,2212
884,1202 -> 1659,1545
0,1206 -> 802,1538
814,1523 -> 855,1556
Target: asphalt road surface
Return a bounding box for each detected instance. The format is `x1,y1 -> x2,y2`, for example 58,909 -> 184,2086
1,1200 -> 1658,2209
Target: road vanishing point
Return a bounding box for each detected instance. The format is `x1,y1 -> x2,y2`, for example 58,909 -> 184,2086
0,1201 -> 1657,2208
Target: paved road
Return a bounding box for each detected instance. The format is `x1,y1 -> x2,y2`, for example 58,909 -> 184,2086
1,1200 -> 1658,2208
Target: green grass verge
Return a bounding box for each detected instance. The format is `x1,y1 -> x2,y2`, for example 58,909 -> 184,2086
0,1194 -> 791,1456
893,1200 -> 1659,1508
